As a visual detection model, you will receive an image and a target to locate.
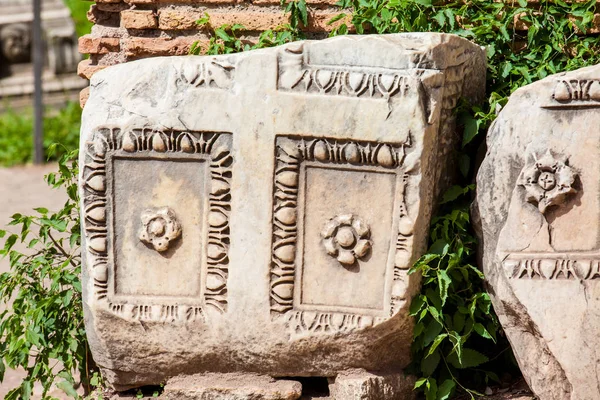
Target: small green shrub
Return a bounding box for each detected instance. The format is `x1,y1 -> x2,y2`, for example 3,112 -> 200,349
0,147 -> 98,399
0,103 -> 81,167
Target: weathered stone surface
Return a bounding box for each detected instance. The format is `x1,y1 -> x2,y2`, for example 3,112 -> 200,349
329,369 -> 415,399
79,33 -> 485,396
475,65 -> 600,400
163,373 -> 302,400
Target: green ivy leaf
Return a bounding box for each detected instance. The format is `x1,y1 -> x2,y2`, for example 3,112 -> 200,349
421,350 -> 440,376
296,0 -> 309,26
215,28 -> 232,42
450,348 -> 490,369
414,322 -> 425,338
327,13 -> 347,25
40,218 -> 68,232
426,333 -> 448,357
448,330 -> 463,361
425,377 -> 438,400
437,270 -> 452,306
474,322 -> 495,342
428,239 -> 449,256
461,116 -> 480,147
453,311 -> 465,333
5,387 -> 21,400
414,377 -> 428,389
426,288 -> 442,311
21,380 -> 31,400
409,295 -> 426,316
436,379 -> 455,400
433,11 -> 446,27
501,62 -> 513,78
422,320 -> 443,347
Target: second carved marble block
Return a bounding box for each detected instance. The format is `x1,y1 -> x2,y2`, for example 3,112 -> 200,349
79,33 -> 485,396
476,64 -> 600,400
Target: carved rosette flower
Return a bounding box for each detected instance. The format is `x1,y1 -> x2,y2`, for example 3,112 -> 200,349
139,207 -> 182,252
517,150 -> 577,214
321,214 -> 372,266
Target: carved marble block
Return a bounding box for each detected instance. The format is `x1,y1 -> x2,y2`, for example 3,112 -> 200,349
476,65 -> 600,400
80,34 -> 485,397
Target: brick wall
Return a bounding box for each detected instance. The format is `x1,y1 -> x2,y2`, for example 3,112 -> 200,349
77,1 -> 600,107
77,0 -> 347,105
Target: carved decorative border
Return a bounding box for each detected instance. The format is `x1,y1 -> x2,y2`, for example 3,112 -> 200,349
277,45 -> 412,100
176,60 -> 235,90
82,126 -> 232,323
543,79 -> 600,108
269,136 -> 415,335
505,255 -> 600,280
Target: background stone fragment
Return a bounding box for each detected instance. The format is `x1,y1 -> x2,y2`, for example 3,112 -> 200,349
475,64 -> 600,400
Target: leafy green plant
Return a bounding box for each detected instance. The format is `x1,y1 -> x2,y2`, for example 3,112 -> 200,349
407,189 -> 503,400
280,0 -> 309,29
0,146 -> 98,399
0,102 -> 82,167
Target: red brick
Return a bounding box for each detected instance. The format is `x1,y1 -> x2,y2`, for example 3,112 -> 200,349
77,59 -> 108,80
79,35 -> 121,55
96,2 -> 130,11
209,11 -> 288,30
80,87 -> 90,108
158,8 -> 203,30
121,10 -> 158,29
252,0 -> 340,5
158,8 -> 290,31
122,37 -> 207,58
87,5 -> 122,25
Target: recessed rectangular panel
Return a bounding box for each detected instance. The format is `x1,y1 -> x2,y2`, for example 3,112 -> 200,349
299,165 -> 396,312
112,157 -> 207,298
270,135 -> 413,332
84,128 -> 231,322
